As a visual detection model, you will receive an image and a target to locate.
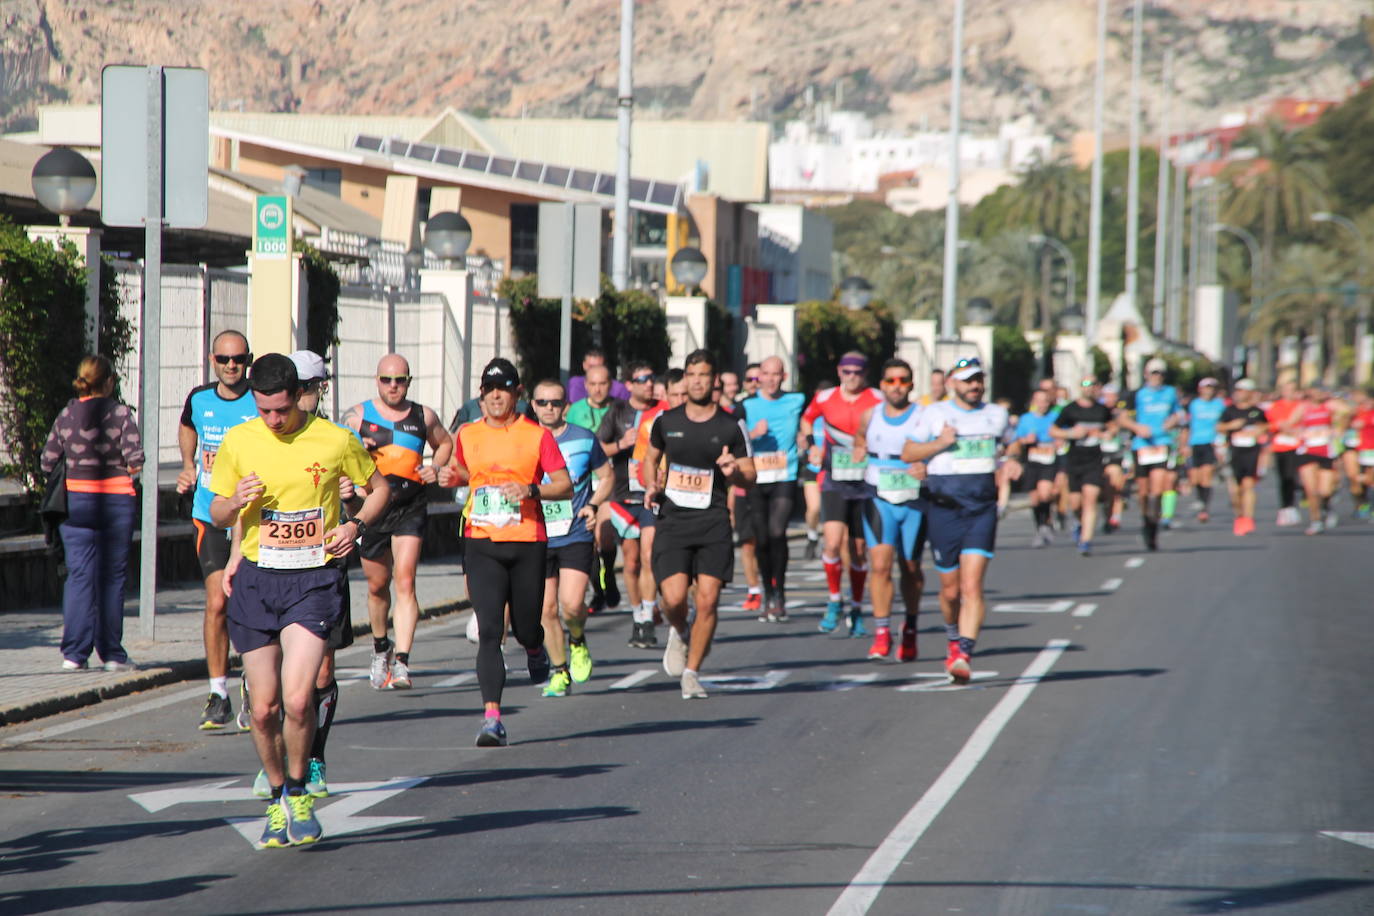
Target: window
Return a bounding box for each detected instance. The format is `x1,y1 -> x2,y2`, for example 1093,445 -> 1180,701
303,167 -> 342,197
510,203 -> 539,275
634,211 -> 667,247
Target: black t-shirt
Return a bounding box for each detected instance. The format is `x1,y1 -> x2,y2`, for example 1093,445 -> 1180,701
598,399 -> 651,502
1221,405 -> 1267,450
648,404 -> 751,520
1055,401 -> 1114,462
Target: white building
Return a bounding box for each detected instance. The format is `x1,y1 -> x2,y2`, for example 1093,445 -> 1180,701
749,204 -> 834,303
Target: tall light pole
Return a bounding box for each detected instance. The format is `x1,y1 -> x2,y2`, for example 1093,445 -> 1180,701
1085,0 -> 1107,343
1030,233 -> 1077,309
612,0 -> 633,291
940,0 -> 966,340
1153,50 -> 1173,335
1313,211 -> 1370,384
1212,221 -> 1261,375
1125,0 -> 1143,309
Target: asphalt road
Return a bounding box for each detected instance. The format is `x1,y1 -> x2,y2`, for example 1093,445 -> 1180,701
3,494 -> 1373,915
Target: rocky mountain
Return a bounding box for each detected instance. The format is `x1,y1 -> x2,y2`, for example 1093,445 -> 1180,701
1,0 -> 1370,140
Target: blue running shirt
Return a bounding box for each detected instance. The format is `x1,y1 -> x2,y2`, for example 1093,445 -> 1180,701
742,391 -> 806,483
543,423 -> 607,548
179,383 -> 260,523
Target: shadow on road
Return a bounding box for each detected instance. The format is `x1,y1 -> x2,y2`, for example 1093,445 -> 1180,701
516,716 -> 761,745
1,874 -> 231,915
0,768 -> 240,796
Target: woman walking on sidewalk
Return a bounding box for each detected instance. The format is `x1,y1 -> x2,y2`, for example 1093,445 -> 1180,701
40,355 -> 144,671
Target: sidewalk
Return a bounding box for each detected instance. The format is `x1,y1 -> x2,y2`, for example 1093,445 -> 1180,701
0,556 -> 470,727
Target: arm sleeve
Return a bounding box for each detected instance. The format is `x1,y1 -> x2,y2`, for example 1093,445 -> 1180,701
537,429 -> 566,475
180,390 -> 196,429
40,407 -> 69,474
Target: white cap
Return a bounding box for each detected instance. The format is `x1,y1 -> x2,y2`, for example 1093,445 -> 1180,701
949,357 -> 985,381
1198,376 -> 1219,388
288,350 -> 328,382
1144,357 -> 1167,374
1235,378 -> 1258,391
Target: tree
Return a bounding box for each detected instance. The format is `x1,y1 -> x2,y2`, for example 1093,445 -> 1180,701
997,154 -> 1090,242
964,229 -> 1041,329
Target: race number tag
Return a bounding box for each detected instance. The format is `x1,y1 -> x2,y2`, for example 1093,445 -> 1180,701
1303,430 -> 1331,456
1027,445 -> 1057,465
199,448 -> 218,485
259,507 -> 326,570
876,467 -> 920,504
1100,438 -> 1122,454
1137,445 -> 1169,466
951,435 -> 997,474
1360,449 -> 1374,468
1345,430 -> 1361,449
755,451 -> 788,484
1274,434 -> 1299,448
665,463 -> 713,509
542,499 -> 574,538
628,457 -> 645,493
830,450 -> 868,481
470,486 -> 522,528
1230,433 -> 1257,448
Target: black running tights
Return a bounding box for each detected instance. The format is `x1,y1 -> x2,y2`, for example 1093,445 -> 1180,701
747,481 -> 796,592
1275,451 -> 1299,509
464,537 -> 546,704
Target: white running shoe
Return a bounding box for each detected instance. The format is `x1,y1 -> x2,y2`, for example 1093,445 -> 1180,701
389,658 -> 412,689
680,670 -> 707,699
370,647 -> 394,689
663,627 -> 688,678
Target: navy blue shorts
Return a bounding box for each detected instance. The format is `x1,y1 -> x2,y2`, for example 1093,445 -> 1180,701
227,559 -> 346,654
862,498 -> 926,563
923,500 -> 998,573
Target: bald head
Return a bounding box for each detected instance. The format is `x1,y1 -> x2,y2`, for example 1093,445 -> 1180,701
375,353 -> 412,406
584,365 -> 610,405
758,356 -> 786,396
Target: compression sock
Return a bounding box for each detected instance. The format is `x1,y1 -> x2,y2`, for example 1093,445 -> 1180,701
1161,490 -> 1177,521
945,622 -> 960,642
1144,495 -> 1161,523
849,564 -> 867,605
1032,502 -> 1049,527
823,555 -> 843,597
310,680 -> 338,761
485,707 -> 501,721
209,676 -> 228,698
957,636 -> 977,658
1198,485 -> 1211,511
373,636 -> 391,655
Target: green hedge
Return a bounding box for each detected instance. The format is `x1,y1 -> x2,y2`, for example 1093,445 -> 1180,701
295,239 -> 341,355
992,325 -> 1035,411
794,300 -> 897,392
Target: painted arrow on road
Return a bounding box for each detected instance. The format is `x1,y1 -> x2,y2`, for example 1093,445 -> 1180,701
700,670 -> 790,691
992,600 -> 1074,614
1321,831 -> 1374,850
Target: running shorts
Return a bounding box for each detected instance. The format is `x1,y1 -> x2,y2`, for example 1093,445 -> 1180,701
1133,449 -> 1176,478
923,500 -> 997,573
651,513 -> 734,584
1066,461 -> 1105,492
820,488 -> 867,530
193,519 -> 232,579
227,560 -> 346,654
861,498 -> 926,563
799,463 -> 819,485
1188,443 -> 1217,468
1021,459 -> 1059,488
733,492 -> 758,544
545,539 -> 595,579
326,579 -> 354,650
609,501 -> 656,540
360,498 -> 428,560
1295,453 -> 1335,470
1230,447 -> 1260,481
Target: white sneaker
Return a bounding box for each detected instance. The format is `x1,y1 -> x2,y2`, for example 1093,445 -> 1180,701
370,647 -> 394,689
60,658 -> 87,671
663,627 -> 688,678
104,659 -> 137,673
1325,511 -> 1339,529
389,658 -> 412,689
680,670 -> 708,699
465,613 -> 480,644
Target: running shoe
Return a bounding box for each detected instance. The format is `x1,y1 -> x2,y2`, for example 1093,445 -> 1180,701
1305,521 -> 1325,536
602,572 -> 621,609
257,799 -> 290,849
897,624 -> 917,662
104,659 -> 137,673
543,668 -> 571,698
680,670 -> 708,699
1358,503 -> 1371,520
819,600 -> 842,633
1326,511 -> 1339,529
1232,517 -> 1244,536
1143,520 -> 1159,552
663,626 -> 688,678
252,769 -> 272,799
946,646 -> 972,685
847,605 -> 868,638
306,758 -> 329,798
766,593 -> 789,623
742,592 -> 763,614
1106,516 -> 1120,533
867,629 -> 892,660
588,593 -> 606,615
237,680 -> 252,731
370,646 -> 395,689
804,538 -> 818,560
476,717 -> 508,747
284,791 -> 323,845
389,658 -> 412,690
628,621 -> 646,648
199,693 -> 232,730
60,658 -> 87,670
568,640 -> 593,683
1078,541 -> 1092,557
1197,510 -> 1210,524
526,646 -> 551,684
641,621 -> 659,648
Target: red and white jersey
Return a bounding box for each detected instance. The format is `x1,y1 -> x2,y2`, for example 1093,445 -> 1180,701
1299,401 -> 1336,458
803,386 -> 883,451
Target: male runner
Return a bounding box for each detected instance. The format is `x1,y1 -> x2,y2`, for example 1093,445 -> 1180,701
212,354 -> 389,848
1052,377 -> 1116,556
1346,391 -> 1374,519
567,348 -> 630,403
342,354 -> 452,690
1185,378 -> 1227,523
573,363 -> 622,611
741,356 -> 808,621
176,329 -> 259,729
1012,389 -> 1060,548
902,357 -> 1020,684
739,363 -> 761,403
533,379 -> 614,697
1265,380 -> 1304,526
917,368 -> 948,406
1293,387 -> 1347,534
852,358 -> 926,661
1098,383 -> 1129,531
643,350 -> 755,699
595,361 -> 662,646
720,370 -> 742,406
567,364 -> 618,434
802,353 -> 882,635
1122,358 -> 1183,551
1218,378 -> 1268,535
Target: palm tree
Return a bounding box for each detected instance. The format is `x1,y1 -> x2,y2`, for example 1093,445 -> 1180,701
1251,244 -> 1350,383
1000,154 -> 1091,241
963,229 -> 1042,329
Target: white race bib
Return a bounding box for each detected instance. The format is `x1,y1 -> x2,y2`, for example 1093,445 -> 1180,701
1230,434 -> 1257,449
470,486 -> 522,528
755,451 -> 789,484
258,507 -> 326,570
830,450 -> 868,481
542,499 -> 574,538
1275,434 -> 1299,448
951,435 -> 997,475
1136,445 -> 1169,467
665,463 -> 713,510
876,467 -> 920,504
1359,449 -> 1374,468
1027,444 -> 1057,465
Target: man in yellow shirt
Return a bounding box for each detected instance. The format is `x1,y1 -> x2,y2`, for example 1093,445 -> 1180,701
210,354 -> 390,849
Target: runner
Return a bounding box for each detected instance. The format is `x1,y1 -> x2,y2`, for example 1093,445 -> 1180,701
902,357 -> 1020,684
212,353 -> 390,847
1011,389 -> 1059,548
799,386 -> 831,560
643,349 -> 755,699
567,348 -> 630,404
1099,383 -> 1128,532
1340,390 -> 1372,519
741,356 -> 808,621
739,363 -> 761,403
852,358 -> 926,661
802,353 -> 882,635
572,363 -> 622,611
595,360 -> 663,647
1265,380 -> 1304,526
175,329 -> 260,730
1185,378 -> 1227,523
1121,358 -> 1183,551
342,354 -> 453,690
917,368 -> 948,406
567,364 -> 618,434
1218,378 -> 1268,535
1052,376 -> 1117,556
720,370 -> 742,406
532,379 -> 614,697
1293,387 -> 1347,534
438,358 -> 571,745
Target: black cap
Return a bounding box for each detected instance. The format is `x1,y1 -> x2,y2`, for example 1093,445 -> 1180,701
480,357 -> 520,392
249,353 -> 300,395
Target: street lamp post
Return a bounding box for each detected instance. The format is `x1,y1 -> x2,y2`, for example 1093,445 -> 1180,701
1210,221 -> 1261,377
839,275 -> 875,310
1029,234 -> 1077,311
1085,0 -> 1107,344
31,146 -> 101,347
940,0 -> 966,341
1312,211 -> 1370,384
670,246 -> 708,293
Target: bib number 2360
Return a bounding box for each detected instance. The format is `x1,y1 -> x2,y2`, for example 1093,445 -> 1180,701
259,507 -> 326,569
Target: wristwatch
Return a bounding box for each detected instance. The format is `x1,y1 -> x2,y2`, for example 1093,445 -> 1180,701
350,517 -> 368,540
528,483 -> 540,499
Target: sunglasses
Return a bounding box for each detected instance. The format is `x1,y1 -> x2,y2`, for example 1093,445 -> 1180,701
953,358 -> 982,370
533,398 -> 565,408
882,377 -> 913,386
378,375 -> 411,385
746,376 -> 760,383
214,353 -> 250,365
839,368 -> 864,376
1081,379 -> 1099,387
630,375 -> 654,384
481,383 -> 514,394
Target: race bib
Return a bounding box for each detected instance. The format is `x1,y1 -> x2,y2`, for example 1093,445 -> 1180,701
199,447 -> 218,486
951,435 -> 996,474
1303,430 -> 1331,450
755,451 -> 789,484
876,467 -> 920,504
470,485 -> 522,528
830,450 -> 868,481
1100,439 -> 1122,454
1027,444 -> 1057,465
1137,445 -> 1169,467
1345,430 -> 1361,449
1080,436 -> 1100,448
259,507 -> 325,570
1274,434 -> 1299,448
1230,434 -> 1257,449
665,463 -> 714,509
1359,449 -> 1374,468
628,457 -> 646,493
542,499 -> 574,538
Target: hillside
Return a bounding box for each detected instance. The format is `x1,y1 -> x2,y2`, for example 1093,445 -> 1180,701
1,0 -> 1370,139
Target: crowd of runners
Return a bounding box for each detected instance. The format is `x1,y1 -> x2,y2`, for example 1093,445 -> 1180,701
169,332 -> 1370,847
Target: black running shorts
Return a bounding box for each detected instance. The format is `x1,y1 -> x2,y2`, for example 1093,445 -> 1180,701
360,499 -> 428,560
545,539 -> 595,579
227,560 -> 346,654
194,519 -> 232,579
652,513 -> 734,584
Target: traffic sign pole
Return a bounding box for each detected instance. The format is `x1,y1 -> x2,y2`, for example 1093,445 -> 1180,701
139,66 -> 164,640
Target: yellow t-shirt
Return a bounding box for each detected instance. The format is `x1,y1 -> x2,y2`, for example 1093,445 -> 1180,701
209,415 -> 376,566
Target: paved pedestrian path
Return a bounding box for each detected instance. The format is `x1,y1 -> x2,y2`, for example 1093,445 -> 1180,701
0,557 -> 469,726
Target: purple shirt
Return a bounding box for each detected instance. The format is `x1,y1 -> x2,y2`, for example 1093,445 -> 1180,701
567,375 -> 630,404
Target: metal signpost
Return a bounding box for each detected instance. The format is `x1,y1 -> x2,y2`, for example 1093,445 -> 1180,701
101,65 -> 208,638
537,202 -> 602,382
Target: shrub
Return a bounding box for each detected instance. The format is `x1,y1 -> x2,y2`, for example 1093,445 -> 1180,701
795,299 -> 897,392
992,325 -> 1035,411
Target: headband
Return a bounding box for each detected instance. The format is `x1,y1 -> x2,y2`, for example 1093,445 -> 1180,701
838,355 -> 868,370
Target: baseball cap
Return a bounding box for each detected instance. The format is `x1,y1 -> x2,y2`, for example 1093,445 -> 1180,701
1235,378 -> 1258,391
288,349 -> 329,382
950,357 -> 985,381
1198,376 -> 1219,388
480,357 -> 520,391
1145,357 -> 1167,374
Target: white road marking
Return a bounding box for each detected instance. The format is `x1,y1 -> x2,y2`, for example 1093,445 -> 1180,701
699,670 -> 789,691
432,672 -> 476,688
992,600 -> 1074,614
828,639 -> 1071,914
607,669 -> 657,690
1101,578 -> 1123,592
894,671 -> 1000,692
824,673 -> 879,692
1072,603 -> 1098,618
1125,557 -> 1145,569
1321,831 -> 1374,851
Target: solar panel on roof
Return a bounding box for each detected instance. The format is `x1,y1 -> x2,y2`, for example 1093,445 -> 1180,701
355,135 -> 383,151
516,162 -> 542,182
595,174 -> 616,195
489,157 -> 515,177
543,165 -> 570,187
569,170 -> 596,191
410,143 -> 436,161
464,153 -> 490,171
649,183 -> 678,207
629,178 -> 650,201
437,148 -> 463,166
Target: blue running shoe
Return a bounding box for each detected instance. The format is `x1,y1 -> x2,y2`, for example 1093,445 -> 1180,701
283,791 -> 323,845
306,758 -> 328,798
847,606 -> 868,638
256,799 -> 290,849
476,717 -> 508,747
819,600 -> 842,633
